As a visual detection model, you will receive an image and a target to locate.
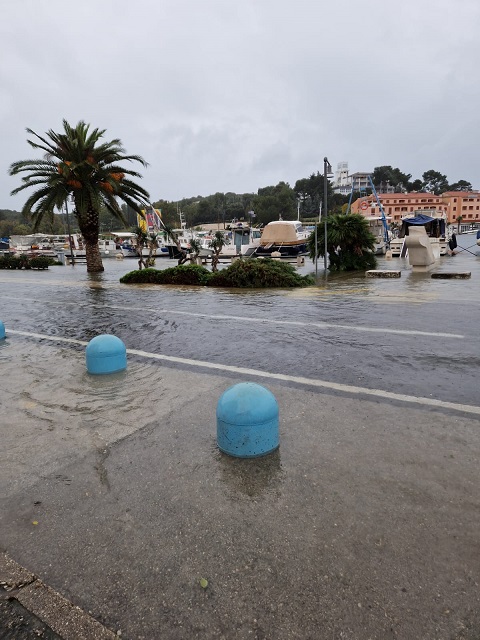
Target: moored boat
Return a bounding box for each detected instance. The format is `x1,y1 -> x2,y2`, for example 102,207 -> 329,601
254,220 -> 310,257
390,211 -> 448,258
198,223 -> 262,259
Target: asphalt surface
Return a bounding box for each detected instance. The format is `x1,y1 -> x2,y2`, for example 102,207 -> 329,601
0,596 -> 61,640
1,245 -> 480,639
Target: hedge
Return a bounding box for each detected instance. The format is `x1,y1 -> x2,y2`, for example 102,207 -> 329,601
120,259 -> 314,288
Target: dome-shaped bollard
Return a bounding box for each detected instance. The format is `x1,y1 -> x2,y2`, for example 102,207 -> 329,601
0,321 -> 5,340
217,382 -> 279,458
86,334 -> 127,375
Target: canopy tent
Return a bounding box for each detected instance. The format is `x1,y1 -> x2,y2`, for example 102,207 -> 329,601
399,214 -> 445,238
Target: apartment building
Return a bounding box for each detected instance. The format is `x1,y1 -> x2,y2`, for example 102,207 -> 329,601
332,162 -> 372,196
351,191 -> 480,225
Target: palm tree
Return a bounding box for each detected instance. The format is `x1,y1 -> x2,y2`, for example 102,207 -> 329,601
132,226 -> 148,270
209,231 -> 226,272
188,237 -> 202,263
9,120 -> 149,272
159,223 -> 189,265
308,213 -> 377,272
456,215 -> 464,233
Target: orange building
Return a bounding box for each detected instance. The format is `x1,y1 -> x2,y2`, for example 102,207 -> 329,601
351,191 -> 480,225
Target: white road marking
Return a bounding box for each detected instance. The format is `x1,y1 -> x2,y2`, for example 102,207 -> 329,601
3,296 -> 463,339
7,329 -> 479,416
69,304 -> 465,340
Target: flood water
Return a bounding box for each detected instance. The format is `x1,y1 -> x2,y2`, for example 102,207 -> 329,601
1,234 -> 479,408
2,235 -> 480,639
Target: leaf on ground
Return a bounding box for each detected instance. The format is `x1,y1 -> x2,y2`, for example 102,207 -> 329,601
199,578 -> 208,589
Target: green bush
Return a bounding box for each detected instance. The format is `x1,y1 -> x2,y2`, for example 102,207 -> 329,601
0,255 -> 55,269
0,255 -> 52,270
328,249 -> 377,272
209,258 -> 314,288
0,256 -> 21,269
120,264 -> 211,285
29,256 -> 52,269
120,259 -> 314,288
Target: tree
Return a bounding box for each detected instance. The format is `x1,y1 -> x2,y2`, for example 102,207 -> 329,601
456,215 -> 464,233
160,222 -> 189,265
408,179 -> 423,192
209,230 -> 226,272
132,226 -> 148,270
308,213 -> 377,272
372,166 -> 412,192
421,170 -> 449,195
252,182 -> 296,224
449,180 -> 473,192
9,120 -> 149,272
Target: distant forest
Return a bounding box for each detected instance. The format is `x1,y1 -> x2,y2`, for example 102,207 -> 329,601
1,165 -> 473,237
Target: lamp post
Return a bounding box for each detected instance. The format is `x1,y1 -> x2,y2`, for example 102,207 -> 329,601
323,157 -> 332,275
315,201 -> 321,279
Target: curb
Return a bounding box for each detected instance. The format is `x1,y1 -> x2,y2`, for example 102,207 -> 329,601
0,554 -> 118,640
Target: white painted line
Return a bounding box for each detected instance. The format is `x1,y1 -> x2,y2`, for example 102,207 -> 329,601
0,296 -> 466,339
7,329 -> 480,416
110,307 -> 463,339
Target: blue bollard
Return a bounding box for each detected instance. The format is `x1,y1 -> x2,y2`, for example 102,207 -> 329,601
86,334 -> 127,375
217,382 -> 279,458
0,321 -> 5,340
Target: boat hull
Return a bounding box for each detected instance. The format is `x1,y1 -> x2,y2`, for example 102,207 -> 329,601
254,243 -> 308,258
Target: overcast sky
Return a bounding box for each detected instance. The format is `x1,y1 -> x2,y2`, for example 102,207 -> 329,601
2,0 -> 479,210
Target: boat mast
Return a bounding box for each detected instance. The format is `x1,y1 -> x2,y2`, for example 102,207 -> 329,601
367,176 -> 390,247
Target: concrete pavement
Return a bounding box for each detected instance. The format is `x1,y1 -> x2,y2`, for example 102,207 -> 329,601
1,339 -> 480,639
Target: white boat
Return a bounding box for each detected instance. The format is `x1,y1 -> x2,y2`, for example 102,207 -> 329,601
254,220 -> 310,257
112,232 -> 170,258
390,211 -> 448,258
164,228 -> 197,259
10,234 -> 58,259
198,224 -> 262,259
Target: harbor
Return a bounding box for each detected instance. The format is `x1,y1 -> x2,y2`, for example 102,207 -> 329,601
1,235 -> 480,639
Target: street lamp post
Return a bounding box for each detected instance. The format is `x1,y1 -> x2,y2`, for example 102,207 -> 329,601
323,157 -> 332,276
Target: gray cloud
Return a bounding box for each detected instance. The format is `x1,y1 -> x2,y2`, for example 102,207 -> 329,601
2,0 -> 479,210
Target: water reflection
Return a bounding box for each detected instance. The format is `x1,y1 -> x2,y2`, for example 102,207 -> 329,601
0,338 -> 11,361
215,447 -> 284,500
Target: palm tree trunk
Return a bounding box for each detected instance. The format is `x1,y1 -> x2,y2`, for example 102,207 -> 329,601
85,240 -> 104,272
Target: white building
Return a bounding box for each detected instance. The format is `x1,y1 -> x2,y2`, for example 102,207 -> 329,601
332,162 -> 372,196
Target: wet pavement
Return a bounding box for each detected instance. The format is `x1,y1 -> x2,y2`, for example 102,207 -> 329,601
1,239 -> 480,639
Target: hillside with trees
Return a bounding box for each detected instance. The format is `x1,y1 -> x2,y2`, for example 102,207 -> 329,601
2,165 -> 475,238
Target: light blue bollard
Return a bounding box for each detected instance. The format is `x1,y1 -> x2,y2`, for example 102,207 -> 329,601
217,382 -> 279,458
86,334 -> 127,375
0,321 -> 5,340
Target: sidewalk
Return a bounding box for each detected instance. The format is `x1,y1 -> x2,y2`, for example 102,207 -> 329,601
1,340 -> 480,639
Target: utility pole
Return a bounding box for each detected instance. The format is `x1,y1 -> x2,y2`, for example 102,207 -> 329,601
323,157 -> 332,276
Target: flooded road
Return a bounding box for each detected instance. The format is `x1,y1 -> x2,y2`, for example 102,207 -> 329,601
1,235 -> 479,407
2,236 -> 480,640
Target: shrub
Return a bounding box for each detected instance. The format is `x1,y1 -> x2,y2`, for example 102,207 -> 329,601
208,258 -> 314,288
0,255 -> 53,269
121,258 -> 314,288
120,264 -> 211,285
29,256 -> 52,269
0,256 -> 21,269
